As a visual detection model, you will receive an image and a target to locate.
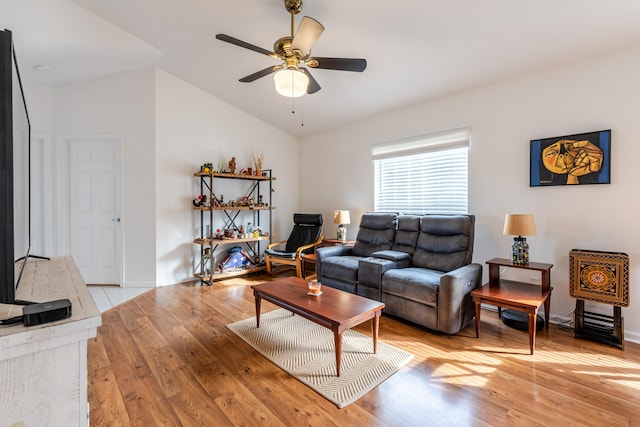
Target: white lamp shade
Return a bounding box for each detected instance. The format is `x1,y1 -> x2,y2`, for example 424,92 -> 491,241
333,210 -> 351,225
274,68 -> 309,97
503,214 -> 536,236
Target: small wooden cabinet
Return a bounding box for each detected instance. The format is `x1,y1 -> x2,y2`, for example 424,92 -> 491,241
193,170 -> 275,283
471,258 -> 553,354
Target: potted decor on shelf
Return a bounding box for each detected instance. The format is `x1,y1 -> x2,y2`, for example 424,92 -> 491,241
253,152 -> 264,176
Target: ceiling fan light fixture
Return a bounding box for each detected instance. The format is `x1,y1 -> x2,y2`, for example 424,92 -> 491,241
274,68 -> 309,97
216,0 -> 366,96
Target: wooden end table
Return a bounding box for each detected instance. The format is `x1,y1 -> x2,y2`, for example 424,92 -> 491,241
322,239 -> 356,246
471,258 -> 553,355
252,277 -> 384,376
301,253 -> 316,279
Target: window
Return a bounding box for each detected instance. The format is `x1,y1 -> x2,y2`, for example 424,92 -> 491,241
373,128 -> 469,214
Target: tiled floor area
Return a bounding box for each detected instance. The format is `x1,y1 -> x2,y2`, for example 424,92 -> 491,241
88,286 -> 152,313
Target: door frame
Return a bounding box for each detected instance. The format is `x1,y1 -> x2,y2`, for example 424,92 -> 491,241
64,135 -> 125,286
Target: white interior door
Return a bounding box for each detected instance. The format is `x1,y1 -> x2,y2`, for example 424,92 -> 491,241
69,137 -> 123,285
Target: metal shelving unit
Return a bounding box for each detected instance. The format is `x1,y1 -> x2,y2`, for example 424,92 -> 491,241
193,170 -> 275,284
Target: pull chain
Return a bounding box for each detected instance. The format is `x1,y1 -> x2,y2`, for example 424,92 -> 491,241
300,98 -> 304,127
290,96 -> 305,127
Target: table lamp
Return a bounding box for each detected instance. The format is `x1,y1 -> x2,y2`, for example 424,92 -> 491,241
503,214 -> 536,265
333,210 -> 351,241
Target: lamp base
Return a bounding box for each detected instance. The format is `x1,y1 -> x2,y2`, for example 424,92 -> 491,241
336,225 -> 346,241
510,236 -> 530,265
500,309 -> 544,331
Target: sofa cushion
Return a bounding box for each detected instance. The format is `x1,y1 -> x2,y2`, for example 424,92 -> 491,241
351,213 -> 398,257
412,215 -> 475,272
320,255 -> 363,284
382,267 -> 441,307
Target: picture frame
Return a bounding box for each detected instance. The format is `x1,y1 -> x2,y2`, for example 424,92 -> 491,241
530,129 -> 611,187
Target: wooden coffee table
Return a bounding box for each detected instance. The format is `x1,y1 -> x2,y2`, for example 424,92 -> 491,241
251,277 -> 385,376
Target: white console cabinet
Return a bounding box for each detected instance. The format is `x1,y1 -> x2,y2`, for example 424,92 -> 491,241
0,256 -> 102,427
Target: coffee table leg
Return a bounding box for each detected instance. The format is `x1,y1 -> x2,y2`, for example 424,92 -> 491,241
371,313 -> 380,354
255,295 -> 262,328
334,332 -> 342,377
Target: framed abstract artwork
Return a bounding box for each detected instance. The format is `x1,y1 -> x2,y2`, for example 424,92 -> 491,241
530,129 -> 611,187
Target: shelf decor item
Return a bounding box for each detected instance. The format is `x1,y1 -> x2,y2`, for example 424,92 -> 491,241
253,152 -> 264,176
333,210 -> 351,241
530,129 -> 611,187
503,214 -> 536,265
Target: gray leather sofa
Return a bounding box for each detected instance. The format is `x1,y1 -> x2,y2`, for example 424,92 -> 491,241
316,212 -> 482,334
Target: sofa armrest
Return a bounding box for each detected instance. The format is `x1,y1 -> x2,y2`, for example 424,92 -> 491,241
316,245 -> 353,261
437,263 -> 483,334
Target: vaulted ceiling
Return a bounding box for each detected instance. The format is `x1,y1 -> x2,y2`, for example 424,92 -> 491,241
3,0 -> 640,137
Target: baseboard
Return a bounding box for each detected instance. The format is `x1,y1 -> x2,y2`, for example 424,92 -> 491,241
122,281 -> 156,287
624,330 -> 640,344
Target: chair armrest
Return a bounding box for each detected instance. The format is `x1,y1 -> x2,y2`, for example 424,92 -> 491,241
438,263 -> 483,334
267,239 -> 288,250
295,235 -> 324,257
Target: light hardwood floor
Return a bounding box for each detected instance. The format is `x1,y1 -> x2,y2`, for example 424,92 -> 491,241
87,272 -> 640,426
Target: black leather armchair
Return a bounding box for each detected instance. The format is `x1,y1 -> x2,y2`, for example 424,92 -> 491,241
265,213 -> 323,278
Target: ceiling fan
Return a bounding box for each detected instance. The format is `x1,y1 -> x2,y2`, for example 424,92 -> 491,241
215,0 -> 367,97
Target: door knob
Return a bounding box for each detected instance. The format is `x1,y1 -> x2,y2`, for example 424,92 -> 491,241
112,218 -> 121,223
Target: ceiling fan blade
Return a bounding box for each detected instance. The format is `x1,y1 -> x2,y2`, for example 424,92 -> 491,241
309,57 -> 367,72
291,16 -> 324,57
300,68 -> 321,94
239,66 -> 280,82
215,34 -> 277,58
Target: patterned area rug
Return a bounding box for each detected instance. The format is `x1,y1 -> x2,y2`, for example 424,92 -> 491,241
227,309 -> 413,408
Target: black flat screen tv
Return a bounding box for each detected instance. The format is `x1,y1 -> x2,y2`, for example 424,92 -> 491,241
0,29 -> 33,304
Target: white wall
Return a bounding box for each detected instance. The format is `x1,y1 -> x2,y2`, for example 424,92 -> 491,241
26,86 -> 55,134
27,67 -> 299,288
154,70 -> 299,286
52,68 -> 157,286
23,87 -> 57,257
300,45 -> 640,342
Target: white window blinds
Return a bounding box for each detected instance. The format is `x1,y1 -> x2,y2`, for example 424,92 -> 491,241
373,128 -> 470,214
